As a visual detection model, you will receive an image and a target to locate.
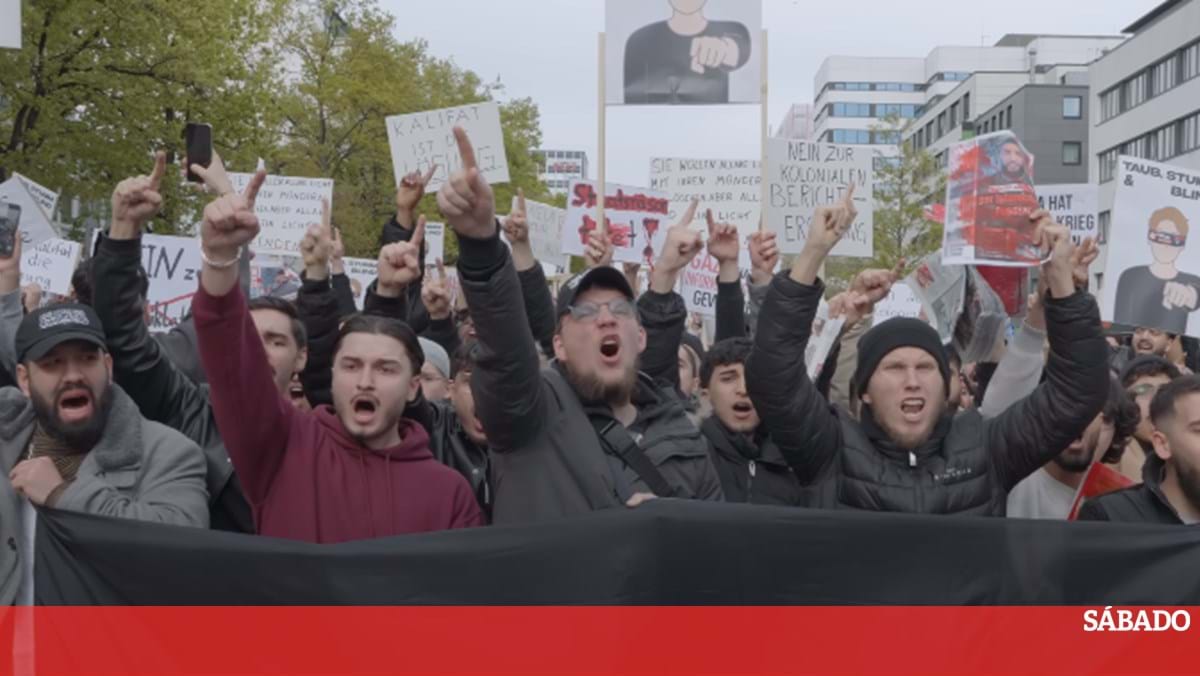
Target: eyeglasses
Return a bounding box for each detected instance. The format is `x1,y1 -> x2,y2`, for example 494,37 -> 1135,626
566,298 -> 636,322
1148,230 -> 1186,247
1128,383 -> 1160,399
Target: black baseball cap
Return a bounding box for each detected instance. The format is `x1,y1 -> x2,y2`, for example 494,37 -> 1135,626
556,266 -> 636,319
16,303 -> 108,363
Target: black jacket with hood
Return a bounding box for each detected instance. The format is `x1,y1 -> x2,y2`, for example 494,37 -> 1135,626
457,229 -> 722,525
746,271 -> 1109,516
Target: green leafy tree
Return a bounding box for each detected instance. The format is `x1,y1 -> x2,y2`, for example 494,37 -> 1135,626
0,0 -> 288,235
826,114 -> 945,290
271,0 -> 551,263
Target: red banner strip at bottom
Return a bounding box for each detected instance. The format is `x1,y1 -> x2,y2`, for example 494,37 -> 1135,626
2,606 -> 1196,675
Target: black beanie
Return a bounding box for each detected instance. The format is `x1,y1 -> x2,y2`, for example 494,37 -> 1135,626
853,317 -> 951,399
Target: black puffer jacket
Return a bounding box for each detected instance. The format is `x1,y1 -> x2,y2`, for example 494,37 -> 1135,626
1079,454 -> 1190,524
405,394 -> 491,515
701,417 -> 805,506
746,272 -> 1108,516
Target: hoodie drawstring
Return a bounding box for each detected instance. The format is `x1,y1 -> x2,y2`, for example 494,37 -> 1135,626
385,448 -> 396,536
357,451 -> 376,539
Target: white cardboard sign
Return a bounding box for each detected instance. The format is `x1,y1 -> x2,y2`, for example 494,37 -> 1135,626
563,180 -> 671,266
385,102 -> 509,192
21,238 -> 79,296
228,173 -> 333,258
766,139 -> 873,258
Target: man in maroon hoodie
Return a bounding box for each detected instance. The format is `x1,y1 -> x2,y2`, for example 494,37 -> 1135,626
190,169 -> 482,543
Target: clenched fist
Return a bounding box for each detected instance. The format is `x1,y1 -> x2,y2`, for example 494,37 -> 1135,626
200,169 -> 266,262
111,151 -> 167,238
690,36 -> 739,74
377,216 -> 426,297
422,258 -> 452,321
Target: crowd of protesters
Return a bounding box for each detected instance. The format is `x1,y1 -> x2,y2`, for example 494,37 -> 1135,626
2,126 -> 1199,606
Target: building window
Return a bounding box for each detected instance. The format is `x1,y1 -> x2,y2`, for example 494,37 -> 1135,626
1184,111 -> 1200,153
1099,148 -> 1119,183
1124,71 -> 1148,109
1184,41 -> 1200,82
1098,211 -> 1111,246
1151,56 -> 1177,97
962,93 -> 970,121
1062,142 -> 1082,165
949,102 -> 959,129
998,110 -> 1005,129
1062,96 -> 1082,119
1100,87 -> 1120,122
1006,105 -> 1013,129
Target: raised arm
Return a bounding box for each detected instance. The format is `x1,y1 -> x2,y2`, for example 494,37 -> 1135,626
190,165 -> 298,505
746,186 -> 859,483
0,234 -> 22,376
504,189 -> 556,358
743,230 -> 779,340
985,213 -> 1108,490
92,152 -> 215,437
640,201 -> 703,390
439,128 -> 545,452
419,257 -> 462,359
294,201 -> 338,408
707,210 -> 745,342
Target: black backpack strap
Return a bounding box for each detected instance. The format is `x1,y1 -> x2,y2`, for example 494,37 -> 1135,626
589,416 -> 676,498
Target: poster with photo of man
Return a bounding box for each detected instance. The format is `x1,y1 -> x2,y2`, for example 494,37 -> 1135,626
1102,157 -> 1200,337
606,0 -> 762,105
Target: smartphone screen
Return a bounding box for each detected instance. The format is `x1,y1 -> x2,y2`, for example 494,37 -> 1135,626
0,202 -> 20,258
184,123 -> 213,183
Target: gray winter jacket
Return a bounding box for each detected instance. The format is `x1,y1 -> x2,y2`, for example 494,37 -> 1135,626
0,384 -> 209,605
457,231 -> 723,525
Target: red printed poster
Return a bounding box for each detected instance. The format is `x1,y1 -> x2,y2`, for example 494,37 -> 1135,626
977,266 -> 1030,317
942,131 -> 1044,267
1068,462 -> 1136,521
563,180 -> 672,265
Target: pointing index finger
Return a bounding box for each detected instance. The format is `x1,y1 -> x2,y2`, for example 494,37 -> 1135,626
243,168 -> 267,209
321,198 -> 331,230
412,214 -> 426,249
842,183 -> 857,208
422,163 -> 439,186
453,127 -> 477,171
679,198 -> 699,227
149,151 -> 167,190
517,187 -> 527,215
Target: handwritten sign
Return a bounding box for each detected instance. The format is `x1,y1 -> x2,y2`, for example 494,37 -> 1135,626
385,102 -> 509,192
141,234 -> 203,333
424,221 -> 446,266
343,257 -> 377,311
229,173 -> 333,257
21,238 -> 80,295
873,282 -> 925,326
1036,184 -> 1097,246
765,139 -> 873,258
0,173 -> 60,246
520,197 -> 568,268
650,157 -> 760,269
564,180 -> 671,266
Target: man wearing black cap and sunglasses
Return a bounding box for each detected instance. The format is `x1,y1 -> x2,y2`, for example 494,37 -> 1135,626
747,188 -> 1109,515
0,304 -> 209,605
440,127 -> 721,524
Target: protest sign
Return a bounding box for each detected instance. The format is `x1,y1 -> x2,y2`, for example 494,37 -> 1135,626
343,257 -> 377,310
0,173 -> 60,246
680,252 -> 721,318
564,180 -> 671,266
385,102 -> 509,192
605,0 -> 762,106
873,282 -> 925,326
805,300 -> 844,381
20,238 -> 79,296
1101,157 -> 1200,337
1037,184 -> 1097,246
229,173 -> 333,258
0,0 -> 19,49
519,196 -> 568,268
141,234 -> 203,333
942,131 -> 1042,267
765,139 -> 873,258
907,252 -> 966,345
650,157 -> 760,268
424,221 -> 446,266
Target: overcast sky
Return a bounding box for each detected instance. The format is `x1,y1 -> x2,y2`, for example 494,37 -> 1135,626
383,0 -> 1163,187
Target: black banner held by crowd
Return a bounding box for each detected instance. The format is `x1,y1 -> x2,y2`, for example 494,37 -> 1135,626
34,500 -> 1200,605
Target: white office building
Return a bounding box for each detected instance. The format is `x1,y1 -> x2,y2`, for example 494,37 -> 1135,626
1089,0 -> 1200,282
534,149 -> 589,196
812,35 -> 1124,167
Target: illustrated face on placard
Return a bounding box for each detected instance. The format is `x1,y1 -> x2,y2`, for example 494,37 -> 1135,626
1148,208 -> 1188,266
